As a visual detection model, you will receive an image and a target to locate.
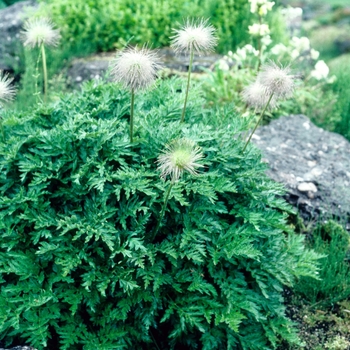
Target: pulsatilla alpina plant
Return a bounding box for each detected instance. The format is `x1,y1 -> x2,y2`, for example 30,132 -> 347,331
111,46 -> 161,143
0,78 -> 320,349
171,18 -> 217,123
21,17 -> 60,101
0,71 -> 16,140
242,61 -> 295,152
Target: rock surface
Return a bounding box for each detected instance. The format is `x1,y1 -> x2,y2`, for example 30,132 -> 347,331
253,115 -> 350,226
67,48 -> 223,87
0,0 -> 38,73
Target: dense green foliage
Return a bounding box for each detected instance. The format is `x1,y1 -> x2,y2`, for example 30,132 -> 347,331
331,59 -> 350,140
294,221 -> 350,307
36,0 -> 284,55
0,78 -> 320,349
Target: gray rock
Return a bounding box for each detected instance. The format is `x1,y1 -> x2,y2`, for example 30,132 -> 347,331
335,36 -> 350,54
0,0 -> 38,72
67,48 -> 224,88
253,115 -> 350,226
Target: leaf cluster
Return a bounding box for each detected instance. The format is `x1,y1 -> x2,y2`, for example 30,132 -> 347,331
0,77 -> 321,349
294,220 -> 350,307
35,0 -> 282,54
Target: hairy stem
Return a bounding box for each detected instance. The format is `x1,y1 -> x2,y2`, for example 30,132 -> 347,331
34,48 -> 42,102
242,92 -> 274,153
130,89 -> 135,143
180,47 -> 194,123
151,181 -> 174,241
41,43 -> 48,102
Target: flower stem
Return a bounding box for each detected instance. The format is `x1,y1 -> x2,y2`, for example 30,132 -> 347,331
151,181 -> 174,241
242,92 -> 274,153
41,43 -> 48,102
180,47 -> 194,123
34,48 -> 42,102
130,89 -> 135,143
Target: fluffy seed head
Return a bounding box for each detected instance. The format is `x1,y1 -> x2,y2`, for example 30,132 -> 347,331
157,138 -> 204,182
242,81 -> 277,110
22,17 -> 61,48
171,18 -> 218,55
257,62 -> 295,99
0,72 -> 16,103
111,46 -> 161,91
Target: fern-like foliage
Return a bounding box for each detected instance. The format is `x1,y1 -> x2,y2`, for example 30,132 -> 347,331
0,77 -> 321,349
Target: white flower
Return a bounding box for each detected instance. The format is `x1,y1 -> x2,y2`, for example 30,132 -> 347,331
259,2 -> 275,15
217,59 -> 230,71
21,17 -> 60,48
248,23 -> 270,36
111,46 -> 161,91
310,49 -> 320,60
257,62 -> 295,99
290,36 -> 310,53
249,0 -> 275,14
261,35 -> 272,47
244,44 -> 259,56
310,60 -> 329,80
281,7 -> 303,20
157,138 -> 204,182
242,81 -> 278,110
270,43 -> 288,56
171,18 -> 218,55
291,49 -> 300,60
0,72 -> 16,103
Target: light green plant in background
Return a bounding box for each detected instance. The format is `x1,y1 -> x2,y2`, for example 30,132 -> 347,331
248,0 -> 275,69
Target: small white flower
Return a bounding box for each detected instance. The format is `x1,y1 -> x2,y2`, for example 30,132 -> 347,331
0,72 -> 16,103
261,35 -> 272,47
259,2 -> 275,15
217,59 -> 230,71
257,62 -> 295,99
270,43 -> 288,56
290,36 -> 310,53
281,7 -> 303,20
171,18 -> 218,55
310,60 -> 329,80
310,48 -> 320,60
21,17 -> 60,48
248,23 -> 270,36
249,0 -> 275,14
157,138 -> 204,182
111,46 -> 161,91
242,81 -> 278,110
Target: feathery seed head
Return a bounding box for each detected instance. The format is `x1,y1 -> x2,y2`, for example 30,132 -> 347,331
157,138 -> 204,182
171,18 -> 218,55
242,81 -> 277,110
257,62 -> 295,99
111,46 -> 161,91
0,72 -> 16,103
22,17 -> 60,48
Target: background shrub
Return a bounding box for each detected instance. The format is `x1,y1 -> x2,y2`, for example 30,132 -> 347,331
36,0 -> 285,55
0,78 -> 320,349
294,221 -> 350,307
